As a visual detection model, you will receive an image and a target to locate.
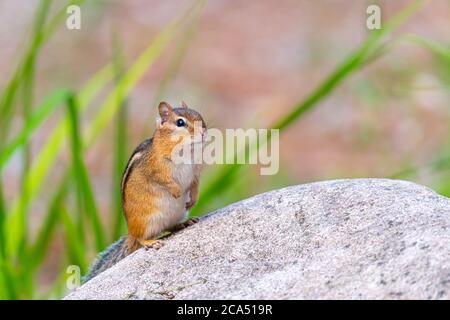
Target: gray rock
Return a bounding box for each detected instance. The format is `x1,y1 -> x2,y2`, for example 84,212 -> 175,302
65,179 -> 450,300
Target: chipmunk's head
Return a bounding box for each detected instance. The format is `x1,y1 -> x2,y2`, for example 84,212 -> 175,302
156,101 -> 207,147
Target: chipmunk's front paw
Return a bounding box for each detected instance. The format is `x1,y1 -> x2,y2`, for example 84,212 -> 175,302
169,185 -> 182,199
170,218 -> 199,232
185,199 -> 197,210
140,239 -> 164,250
183,217 -> 199,227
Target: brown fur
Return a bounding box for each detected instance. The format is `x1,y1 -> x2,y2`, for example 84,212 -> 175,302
84,101 -> 206,281
123,101 -> 206,252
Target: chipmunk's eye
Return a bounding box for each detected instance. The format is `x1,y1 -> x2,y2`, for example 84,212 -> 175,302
176,118 -> 186,127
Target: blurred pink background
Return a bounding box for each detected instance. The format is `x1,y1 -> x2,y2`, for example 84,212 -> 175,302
0,0 -> 449,290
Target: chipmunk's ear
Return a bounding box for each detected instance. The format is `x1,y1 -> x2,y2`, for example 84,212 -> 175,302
158,101 -> 173,125
180,100 -> 188,109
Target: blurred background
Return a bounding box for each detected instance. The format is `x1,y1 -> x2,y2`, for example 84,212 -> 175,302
0,0 -> 449,299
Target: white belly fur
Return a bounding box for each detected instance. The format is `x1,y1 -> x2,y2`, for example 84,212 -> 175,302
174,163 -> 195,190
144,163 -> 195,238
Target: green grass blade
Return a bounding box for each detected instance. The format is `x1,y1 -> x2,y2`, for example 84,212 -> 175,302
21,0 -> 53,172
4,2 -> 203,251
0,0 -> 77,139
2,90 -> 71,259
0,0 -> 85,142
16,176 -> 69,299
192,0 -> 424,215
4,66 -> 113,257
0,183 -> 11,298
0,75 -> 21,139
59,206 -> 87,273
66,94 -> 106,251
2,0 -> 207,292
111,33 -> 128,239
0,183 -> 5,259
19,3 -> 52,243
0,0 -> 89,298
0,89 -> 70,169
387,36 -> 449,180
402,34 -> 450,63
0,260 -> 18,299
109,1 -> 205,237
66,94 -> 87,249
273,1 -> 424,131
42,0 -> 85,42
390,149 -> 450,179
30,176 -> 69,268
85,0 -> 205,145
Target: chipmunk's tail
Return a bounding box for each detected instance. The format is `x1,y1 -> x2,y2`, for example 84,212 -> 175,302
83,236 -> 141,283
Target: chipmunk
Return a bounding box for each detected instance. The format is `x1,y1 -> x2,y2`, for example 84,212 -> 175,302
83,101 -> 207,282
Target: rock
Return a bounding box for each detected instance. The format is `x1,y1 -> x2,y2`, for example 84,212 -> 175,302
65,179 -> 450,300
